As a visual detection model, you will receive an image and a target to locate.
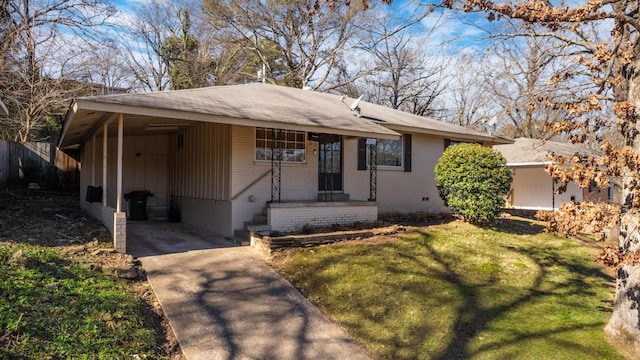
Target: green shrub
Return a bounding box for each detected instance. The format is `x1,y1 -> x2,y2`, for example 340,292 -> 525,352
435,143 -> 512,224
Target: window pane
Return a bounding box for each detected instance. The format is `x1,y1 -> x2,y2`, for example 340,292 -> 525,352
255,128 -> 306,163
369,138 -> 403,167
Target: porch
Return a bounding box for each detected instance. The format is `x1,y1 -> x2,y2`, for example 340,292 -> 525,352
228,199 -> 378,245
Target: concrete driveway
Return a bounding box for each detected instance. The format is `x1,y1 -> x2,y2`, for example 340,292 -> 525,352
127,221 -> 370,360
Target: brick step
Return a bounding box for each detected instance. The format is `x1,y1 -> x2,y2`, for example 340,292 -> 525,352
317,192 -> 350,202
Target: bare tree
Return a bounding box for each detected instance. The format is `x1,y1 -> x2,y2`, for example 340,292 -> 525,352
118,0 -> 177,92
443,52 -> 495,130
484,31 -> 591,139
202,0 -> 371,90
361,26 -> 448,116
0,0 -> 115,142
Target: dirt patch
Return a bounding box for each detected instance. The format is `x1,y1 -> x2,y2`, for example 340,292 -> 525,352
0,188 -> 182,359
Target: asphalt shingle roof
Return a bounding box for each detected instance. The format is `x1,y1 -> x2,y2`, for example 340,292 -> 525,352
494,137 -> 601,165
60,83 -> 510,147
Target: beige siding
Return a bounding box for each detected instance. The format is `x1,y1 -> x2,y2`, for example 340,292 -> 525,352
168,122 -> 231,200
510,167 -> 583,210
343,133 -> 449,214
82,135 -> 169,210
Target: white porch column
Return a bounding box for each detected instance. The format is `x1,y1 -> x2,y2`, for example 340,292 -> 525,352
116,113 -> 123,212
91,134 -> 96,185
102,122 -> 108,206
114,113 -> 126,253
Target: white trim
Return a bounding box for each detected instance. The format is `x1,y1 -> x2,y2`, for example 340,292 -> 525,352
102,122 -> 108,206
507,162 -> 552,167
511,206 -> 557,211
383,124 -> 511,144
116,113 -> 123,213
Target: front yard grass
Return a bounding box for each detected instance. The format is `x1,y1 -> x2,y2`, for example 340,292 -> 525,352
277,218 -> 622,359
0,243 -> 157,358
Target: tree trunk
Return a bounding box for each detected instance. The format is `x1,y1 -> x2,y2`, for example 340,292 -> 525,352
604,65 -> 640,355
605,211 -> 640,354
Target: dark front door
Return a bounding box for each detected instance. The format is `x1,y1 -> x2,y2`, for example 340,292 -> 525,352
318,134 -> 342,191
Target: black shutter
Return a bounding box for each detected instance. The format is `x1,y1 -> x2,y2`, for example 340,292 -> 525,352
357,138 -> 367,170
444,138 -> 451,149
404,134 -> 412,172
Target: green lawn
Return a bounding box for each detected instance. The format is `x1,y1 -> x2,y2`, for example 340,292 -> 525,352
0,243 -> 157,359
279,218 -> 622,359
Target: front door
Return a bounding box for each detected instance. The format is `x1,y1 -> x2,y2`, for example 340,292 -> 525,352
318,134 -> 342,191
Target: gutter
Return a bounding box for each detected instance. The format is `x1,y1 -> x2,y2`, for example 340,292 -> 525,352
506,161 -> 552,167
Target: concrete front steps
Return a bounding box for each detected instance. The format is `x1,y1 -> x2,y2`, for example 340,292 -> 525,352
227,207 -> 271,246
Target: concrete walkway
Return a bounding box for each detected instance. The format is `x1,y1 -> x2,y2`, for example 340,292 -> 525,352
127,221 -> 370,360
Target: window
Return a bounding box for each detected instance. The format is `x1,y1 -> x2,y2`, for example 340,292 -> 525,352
255,127 -> 306,163
370,138 -> 403,167
358,134 -> 412,172
445,138 -> 482,149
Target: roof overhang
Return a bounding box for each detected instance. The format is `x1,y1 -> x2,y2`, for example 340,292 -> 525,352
507,161 -> 552,168
59,99 -> 400,148
383,124 -> 513,145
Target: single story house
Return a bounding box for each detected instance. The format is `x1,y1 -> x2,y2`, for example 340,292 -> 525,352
494,137 -> 610,211
58,83 -> 510,253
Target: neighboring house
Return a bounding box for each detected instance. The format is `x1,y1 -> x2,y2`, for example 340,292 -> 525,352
58,83 -> 510,253
494,137 -> 610,211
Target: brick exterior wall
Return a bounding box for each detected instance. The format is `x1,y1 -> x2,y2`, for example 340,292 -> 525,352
343,133 -> 450,214
113,212 -> 127,253
268,202 -> 377,232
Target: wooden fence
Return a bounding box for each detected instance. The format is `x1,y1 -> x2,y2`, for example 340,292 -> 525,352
0,140 -> 80,190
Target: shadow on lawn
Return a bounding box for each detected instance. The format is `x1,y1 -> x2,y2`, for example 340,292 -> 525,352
482,217 -> 546,236
411,230 -> 614,360
295,228 -> 616,359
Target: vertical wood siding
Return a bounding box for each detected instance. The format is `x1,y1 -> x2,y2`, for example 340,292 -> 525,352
169,123 -> 231,200
0,140 -> 80,189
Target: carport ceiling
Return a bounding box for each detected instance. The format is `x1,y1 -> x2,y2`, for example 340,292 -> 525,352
66,109 -> 195,145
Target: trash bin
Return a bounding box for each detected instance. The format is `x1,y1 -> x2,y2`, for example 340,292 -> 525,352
86,186 -> 102,203
125,191 -> 153,220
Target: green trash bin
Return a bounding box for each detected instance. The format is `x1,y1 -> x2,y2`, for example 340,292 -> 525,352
125,191 -> 152,220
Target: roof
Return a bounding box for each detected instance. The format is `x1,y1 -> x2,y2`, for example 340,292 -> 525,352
59,83 -> 511,148
0,99 -> 8,116
494,137 -> 601,166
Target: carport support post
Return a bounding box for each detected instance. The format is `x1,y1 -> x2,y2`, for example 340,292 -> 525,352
92,134 -> 96,185
102,122 -> 108,206
114,113 -> 126,253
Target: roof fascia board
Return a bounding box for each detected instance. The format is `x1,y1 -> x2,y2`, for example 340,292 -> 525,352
381,124 -> 512,144
507,161 -> 552,167
58,101 -> 79,148
74,99 -> 400,140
